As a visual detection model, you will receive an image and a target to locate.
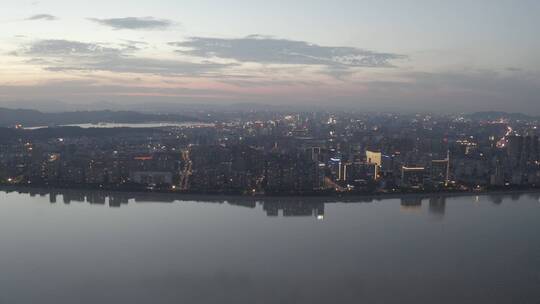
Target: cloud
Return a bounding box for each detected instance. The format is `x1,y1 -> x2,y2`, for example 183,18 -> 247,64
219,78 -> 322,88
25,39 -> 121,57
17,39 -> 232,76
43,57 -> 233,76
26,14 -> 58,21
89,17 -> 172,30
170,35 -> 406,68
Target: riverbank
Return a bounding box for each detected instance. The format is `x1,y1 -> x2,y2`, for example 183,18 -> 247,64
1,183 -> 539,204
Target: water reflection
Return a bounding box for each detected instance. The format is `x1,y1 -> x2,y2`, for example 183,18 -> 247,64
262,200 -> 325,218
2,186 -> 539,220
3,187 -> 331,218
400,197 -> 423,212
1,188 -> 540,304
488,194 -> 504,205
429,196 -> 446,218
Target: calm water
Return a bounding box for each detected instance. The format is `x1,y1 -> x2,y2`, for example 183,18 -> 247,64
1,190 -> 539,304
25,122 -> 215,129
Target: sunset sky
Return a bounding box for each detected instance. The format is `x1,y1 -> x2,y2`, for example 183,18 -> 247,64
1,0 -> 539,113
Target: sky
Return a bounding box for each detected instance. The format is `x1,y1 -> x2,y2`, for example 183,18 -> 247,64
1,0 -> 539,113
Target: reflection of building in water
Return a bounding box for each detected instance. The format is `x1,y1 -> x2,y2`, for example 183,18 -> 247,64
486,193 -> 532,205
227,200 -> 257,209
488,195 -> 504,205
49,191 -> 58,203
109,195 -> 130,208
527,193 -> 540,202
63,192 -> 85,204
87,192 -> 106,205
400,197 -> 423,212
428,196 -> 446,217
262,200 -> 325,219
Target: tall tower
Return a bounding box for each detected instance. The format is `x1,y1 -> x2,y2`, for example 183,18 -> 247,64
445,149 -> 451,187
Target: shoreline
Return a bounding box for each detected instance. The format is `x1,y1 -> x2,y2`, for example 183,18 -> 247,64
1,184 -> 539,204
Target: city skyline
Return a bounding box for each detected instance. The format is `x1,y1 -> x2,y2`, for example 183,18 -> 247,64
1,0 -> 540,113
2,109 -> 539,195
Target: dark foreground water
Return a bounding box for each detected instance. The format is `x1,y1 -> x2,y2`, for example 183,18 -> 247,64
1,190 -> 539,304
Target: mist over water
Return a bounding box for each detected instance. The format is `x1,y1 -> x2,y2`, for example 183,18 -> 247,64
0,190 -> 539,303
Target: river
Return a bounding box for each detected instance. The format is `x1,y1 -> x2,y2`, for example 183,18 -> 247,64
0,190 -> 539,303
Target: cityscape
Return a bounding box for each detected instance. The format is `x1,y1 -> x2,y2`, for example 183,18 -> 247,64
1,1 -> 540,303
1,110 -> 539,196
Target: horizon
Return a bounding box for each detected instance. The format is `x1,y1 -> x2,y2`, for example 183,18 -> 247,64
0,101 -> 539,117
1,0 -> 539,114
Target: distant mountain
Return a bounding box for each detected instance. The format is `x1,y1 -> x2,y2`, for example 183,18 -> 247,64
0,108 -> 203,127
0,100 -> 328,113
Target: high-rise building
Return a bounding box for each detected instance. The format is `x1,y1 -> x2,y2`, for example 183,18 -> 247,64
490,158 -> 505,186
507,135 -> 523,166
366,150 -> 382,180
310,147 -> 321,162
430,150 -> 450,186
401,166 -> 426,189
343,162 -> 378,183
